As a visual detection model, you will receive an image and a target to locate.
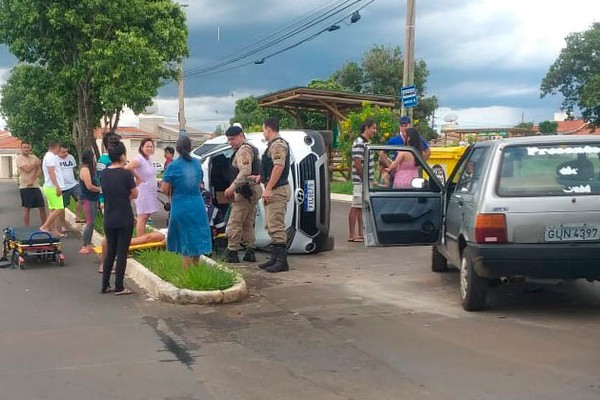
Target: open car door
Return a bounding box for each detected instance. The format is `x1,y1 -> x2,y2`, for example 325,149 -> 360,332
362,145 -> 444,247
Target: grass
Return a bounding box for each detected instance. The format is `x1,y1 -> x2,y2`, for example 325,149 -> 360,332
67,201 -> 104,234
330,180 -> 353,195
134,249 -> 238,291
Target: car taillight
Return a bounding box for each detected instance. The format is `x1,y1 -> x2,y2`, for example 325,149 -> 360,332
475,213 -> 507,244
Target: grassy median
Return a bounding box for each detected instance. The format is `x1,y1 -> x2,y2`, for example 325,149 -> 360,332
134,249 -> 237,291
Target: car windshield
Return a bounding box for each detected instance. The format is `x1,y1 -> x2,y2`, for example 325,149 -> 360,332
497,142 -> 600,197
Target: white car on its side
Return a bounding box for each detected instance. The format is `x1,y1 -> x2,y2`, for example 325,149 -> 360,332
192,130 -> 334,254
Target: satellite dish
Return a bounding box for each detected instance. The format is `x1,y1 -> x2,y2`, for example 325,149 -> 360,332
443,112 -> 458,123
143,103 -> 159,115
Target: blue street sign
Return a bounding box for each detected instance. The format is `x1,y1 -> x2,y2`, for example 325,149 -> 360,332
401,85 -> 418,108
402,96 -> 418,108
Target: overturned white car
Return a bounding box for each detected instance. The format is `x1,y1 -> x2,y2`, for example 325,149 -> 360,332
192,130 -> 334,254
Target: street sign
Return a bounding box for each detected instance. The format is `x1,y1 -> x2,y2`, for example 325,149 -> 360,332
401,85 -> 418,108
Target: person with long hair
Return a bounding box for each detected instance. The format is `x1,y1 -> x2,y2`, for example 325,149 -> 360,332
160,136 -> 212,267
389,127 -> 425,189
101,142 -> 138,295
126,137 -> 159,237
78,149 -> 101,254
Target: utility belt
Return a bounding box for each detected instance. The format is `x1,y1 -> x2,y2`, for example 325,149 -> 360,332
235,178 -> 257,200
263,178 -> 289,189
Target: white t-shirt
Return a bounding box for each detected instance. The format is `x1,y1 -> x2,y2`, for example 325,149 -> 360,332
42,151 -> 65,189
58,154 -> 78,190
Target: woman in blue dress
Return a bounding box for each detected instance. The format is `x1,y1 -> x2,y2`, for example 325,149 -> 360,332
160,136 -> 212,267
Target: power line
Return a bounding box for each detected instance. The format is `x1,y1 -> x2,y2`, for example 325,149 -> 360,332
184,0 -> 374,80
185,0 -> 351,76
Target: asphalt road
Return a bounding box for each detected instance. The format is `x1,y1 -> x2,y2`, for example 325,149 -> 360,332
1,181 -> 599,400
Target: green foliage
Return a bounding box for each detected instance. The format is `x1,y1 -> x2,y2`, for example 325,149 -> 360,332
330,61 -> 364,92
329,45 -> 437,133
0,0 -> 188,156
231,96 -> 296,131
330,180 -> 353,195
541,22 -> 600,126
337,102 -> 399,168
135,250 -> 237,291
0,64 -> 71,155
539,120 -> 558,135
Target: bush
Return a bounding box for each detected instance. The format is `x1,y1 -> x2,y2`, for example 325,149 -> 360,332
338,102 -> 399,171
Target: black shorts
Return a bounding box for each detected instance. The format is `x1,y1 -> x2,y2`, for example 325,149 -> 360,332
20,188 -> 46,209
63,184 -> 82,207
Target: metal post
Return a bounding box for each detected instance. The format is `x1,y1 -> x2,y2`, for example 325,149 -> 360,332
401,0 -> 416,121
178,57 -> 186,136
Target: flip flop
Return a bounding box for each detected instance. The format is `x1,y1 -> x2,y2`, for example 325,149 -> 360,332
101,287 -> 113,294
79,248 -> 91,254
114,288 -> 133,296
350,238 -> 364,242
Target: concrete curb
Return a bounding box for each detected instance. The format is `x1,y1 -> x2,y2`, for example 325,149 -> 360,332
331,193 -> 352,203
65,209 -> 247,305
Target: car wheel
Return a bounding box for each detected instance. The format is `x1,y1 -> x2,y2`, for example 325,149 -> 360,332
319,235 -> 335,252
460,247 -> 487,311
431,245 -> 448,272
10,250 -> 20,269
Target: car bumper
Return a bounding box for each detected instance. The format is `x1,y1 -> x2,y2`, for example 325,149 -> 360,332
470,242 -> 600,280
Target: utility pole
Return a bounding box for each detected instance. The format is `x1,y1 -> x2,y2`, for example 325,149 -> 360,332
401,0 -> 416,121
178,57 -> 186,136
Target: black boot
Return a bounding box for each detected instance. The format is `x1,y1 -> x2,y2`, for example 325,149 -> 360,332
266,244 -> 289,273
226,249 -> 239,263
243,248 -> 256,262
258,245 -> 276,269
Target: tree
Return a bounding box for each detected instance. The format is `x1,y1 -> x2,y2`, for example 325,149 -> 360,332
0,64 -> 72,155
330,61 -> 363,92
541,23 -> 600,126
538,120 -> 558,135
329,45 -> 437,133
231,96 -> 295,132
0,0 -> 188,156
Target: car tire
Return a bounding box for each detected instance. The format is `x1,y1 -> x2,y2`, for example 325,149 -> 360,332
460,247 -> 488,311
431,245 -> 448,272
320,235 -> 335,252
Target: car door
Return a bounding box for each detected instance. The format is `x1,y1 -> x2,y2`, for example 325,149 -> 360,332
362,144 -> 444,247
442,146 -> 490,263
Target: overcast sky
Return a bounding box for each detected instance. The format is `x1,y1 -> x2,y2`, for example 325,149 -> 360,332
1,0 -> 599,132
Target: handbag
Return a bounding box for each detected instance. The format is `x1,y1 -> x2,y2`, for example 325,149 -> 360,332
163,185 -> 171,212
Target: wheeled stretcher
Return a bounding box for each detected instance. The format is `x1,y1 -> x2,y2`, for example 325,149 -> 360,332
1,227 -> 65,269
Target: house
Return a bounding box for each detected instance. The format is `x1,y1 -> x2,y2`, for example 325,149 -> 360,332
138,115 -> 213,148
0,130 -> 22,179
94,126 -> 166,166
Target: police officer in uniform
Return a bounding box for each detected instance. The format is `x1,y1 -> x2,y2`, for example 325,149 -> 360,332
224,125 -> 262,263
256,117 -> 291,273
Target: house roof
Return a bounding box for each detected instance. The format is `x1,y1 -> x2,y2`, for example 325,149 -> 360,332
0,131 -> 22,150
533,119 -> 599,135
94,126 -> 156,140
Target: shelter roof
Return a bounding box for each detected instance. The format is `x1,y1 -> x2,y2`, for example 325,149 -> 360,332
256,87 -> 396,120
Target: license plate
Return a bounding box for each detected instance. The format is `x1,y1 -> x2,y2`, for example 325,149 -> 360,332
304,180 -> 315,212
545,224 -> 600,242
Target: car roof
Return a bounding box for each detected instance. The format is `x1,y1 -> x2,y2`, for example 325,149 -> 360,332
475,135 -> 600,148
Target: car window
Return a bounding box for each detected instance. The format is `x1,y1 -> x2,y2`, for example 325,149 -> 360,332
193,143 -> 228,158
453,147 -> 489,194
497,142 -> 600,197
367,147 -> 441,193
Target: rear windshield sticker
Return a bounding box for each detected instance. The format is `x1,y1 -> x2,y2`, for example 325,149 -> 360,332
526,145 -> 600,156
